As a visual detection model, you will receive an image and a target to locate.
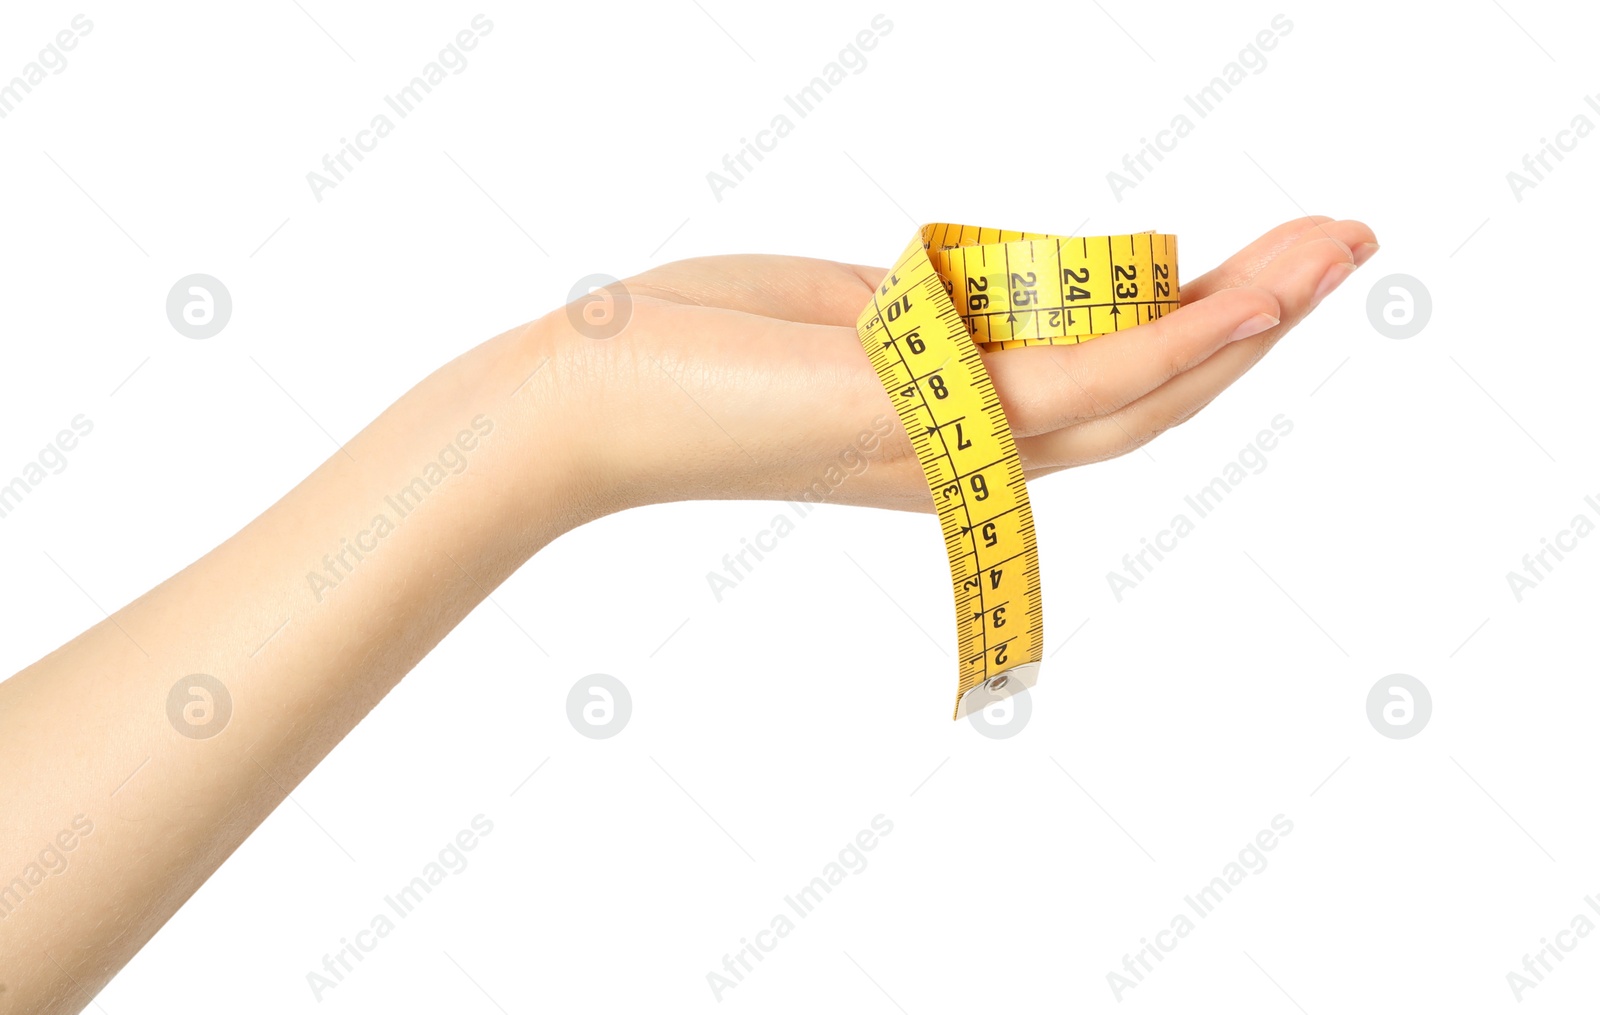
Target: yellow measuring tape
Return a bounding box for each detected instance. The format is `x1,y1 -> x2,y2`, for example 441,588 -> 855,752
855,224 -> 1179,718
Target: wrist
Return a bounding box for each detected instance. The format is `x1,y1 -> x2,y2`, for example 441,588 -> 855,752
450,313 -> 623,554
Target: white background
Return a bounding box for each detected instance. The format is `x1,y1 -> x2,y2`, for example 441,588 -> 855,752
1,0 -> 1596,1011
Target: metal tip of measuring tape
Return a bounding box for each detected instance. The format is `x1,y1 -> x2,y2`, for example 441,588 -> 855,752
954,662 -> 1041,720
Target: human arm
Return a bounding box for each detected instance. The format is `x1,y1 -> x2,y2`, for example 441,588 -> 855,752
0,214 -> 1373,1012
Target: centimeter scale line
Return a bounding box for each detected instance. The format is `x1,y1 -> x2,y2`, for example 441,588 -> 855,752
855,223 -> 1178,718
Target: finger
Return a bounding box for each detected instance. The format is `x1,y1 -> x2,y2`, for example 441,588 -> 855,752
1242,229 -> 1366,332
624,254 -> 888,327
1178,215 -> 1330,305
1182,217 -> 1376,304
1018,229 -> 1365,470
981,285 -> 1281,439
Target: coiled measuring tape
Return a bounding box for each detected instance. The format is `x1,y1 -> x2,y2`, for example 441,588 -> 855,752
855,224 -> 1179,718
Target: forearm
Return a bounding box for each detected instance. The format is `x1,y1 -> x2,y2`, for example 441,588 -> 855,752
0,316 -> 598,1012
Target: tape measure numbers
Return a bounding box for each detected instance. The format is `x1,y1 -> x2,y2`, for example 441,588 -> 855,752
855,224 -> 1179,719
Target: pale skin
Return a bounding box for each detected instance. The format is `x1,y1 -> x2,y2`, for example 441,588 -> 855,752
0,214 -> 1374,1011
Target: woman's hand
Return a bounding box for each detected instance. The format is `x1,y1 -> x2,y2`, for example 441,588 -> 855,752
545,215 -> 1376,515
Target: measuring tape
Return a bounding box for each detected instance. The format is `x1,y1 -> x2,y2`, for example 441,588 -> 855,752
855,224 -> 1179,718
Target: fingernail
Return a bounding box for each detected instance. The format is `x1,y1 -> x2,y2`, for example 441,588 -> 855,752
1227,313 -> 1280,343
1352,242 -> 1380,267
1312,262 -> 1357,306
